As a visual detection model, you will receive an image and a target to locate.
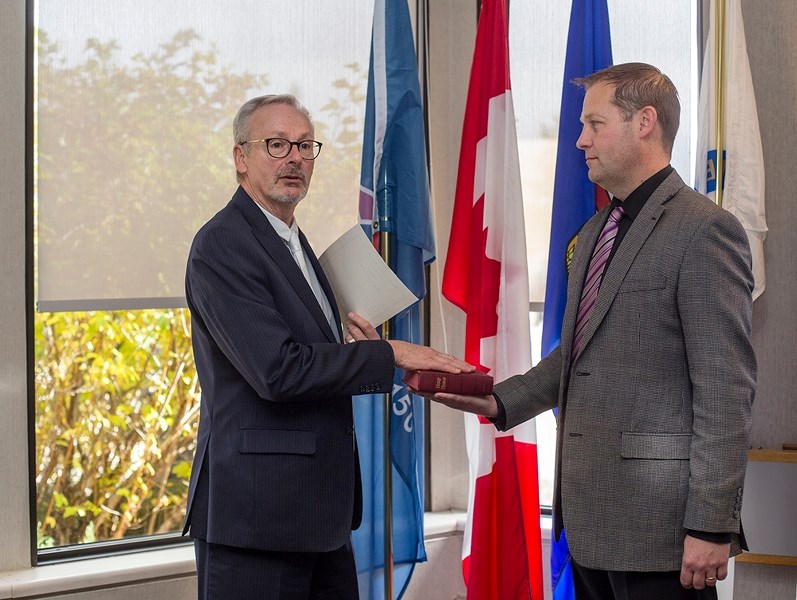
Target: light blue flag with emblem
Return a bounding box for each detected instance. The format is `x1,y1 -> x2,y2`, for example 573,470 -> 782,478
353,0 -> 434,597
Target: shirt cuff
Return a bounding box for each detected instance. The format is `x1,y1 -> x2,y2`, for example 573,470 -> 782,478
687,529 -> 733,544
488,392 -> 508,431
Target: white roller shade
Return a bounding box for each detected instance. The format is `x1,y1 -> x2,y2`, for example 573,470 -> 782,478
36,1 -> 369,311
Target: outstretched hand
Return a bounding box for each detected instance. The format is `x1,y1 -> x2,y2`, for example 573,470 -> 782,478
387,339 -> 474,374
344,312 -> 473,375
427,392 -> 499,419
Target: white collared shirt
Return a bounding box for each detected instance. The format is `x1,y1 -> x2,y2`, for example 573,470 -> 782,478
258,206 -> 341,342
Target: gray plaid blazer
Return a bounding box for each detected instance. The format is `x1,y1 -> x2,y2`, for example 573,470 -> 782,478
495,170 -> 756,571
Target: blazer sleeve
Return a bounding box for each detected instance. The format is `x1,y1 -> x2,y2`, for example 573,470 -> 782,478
186,223 -> 395,402
678,207 -> 755,533
493,345 -> 563,430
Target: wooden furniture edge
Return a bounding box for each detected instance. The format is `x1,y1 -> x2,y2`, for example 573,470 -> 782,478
747,449 -> 797,463
735,553 -> 797,566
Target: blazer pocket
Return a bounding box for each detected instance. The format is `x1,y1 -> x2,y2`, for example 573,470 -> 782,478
621,432 -> 691,460
617,276 -> 667,294
238,428 -> 316,455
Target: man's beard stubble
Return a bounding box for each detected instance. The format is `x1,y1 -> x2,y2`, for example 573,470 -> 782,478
271,166 -> 308,206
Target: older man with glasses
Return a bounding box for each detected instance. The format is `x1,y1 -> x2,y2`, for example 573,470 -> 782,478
183,94 -> 472,600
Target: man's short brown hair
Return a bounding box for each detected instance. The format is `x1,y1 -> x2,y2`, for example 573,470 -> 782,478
574,62 -> 681,154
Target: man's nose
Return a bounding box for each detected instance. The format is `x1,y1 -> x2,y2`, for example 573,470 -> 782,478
285,144 -> 304,162
576,125 -> 590,149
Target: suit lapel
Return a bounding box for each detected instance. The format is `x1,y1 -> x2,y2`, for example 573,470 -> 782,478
231,189 -> 339,343
569,172 -> 686,360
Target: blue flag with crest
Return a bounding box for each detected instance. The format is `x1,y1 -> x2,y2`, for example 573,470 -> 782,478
542,1 -> 612,599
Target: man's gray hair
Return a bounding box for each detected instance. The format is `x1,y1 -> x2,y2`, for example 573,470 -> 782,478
233,94 -> 313,146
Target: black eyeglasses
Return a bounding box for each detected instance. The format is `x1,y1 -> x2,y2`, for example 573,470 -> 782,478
242,138 -> 323,160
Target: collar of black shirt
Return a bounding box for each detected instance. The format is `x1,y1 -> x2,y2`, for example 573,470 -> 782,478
613,164 -> 673,221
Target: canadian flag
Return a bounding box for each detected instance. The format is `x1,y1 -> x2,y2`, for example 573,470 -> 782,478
442,0 -> 543,597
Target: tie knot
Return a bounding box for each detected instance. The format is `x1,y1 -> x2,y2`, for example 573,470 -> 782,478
609,205 -> 625,224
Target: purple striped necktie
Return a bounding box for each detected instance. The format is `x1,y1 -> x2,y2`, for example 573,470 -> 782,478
571,204 -> 625,359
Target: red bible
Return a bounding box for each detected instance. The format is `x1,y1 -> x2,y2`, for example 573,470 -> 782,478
402,369 -> 493,394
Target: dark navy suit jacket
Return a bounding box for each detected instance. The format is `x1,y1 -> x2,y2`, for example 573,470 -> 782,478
183,187 -> 394,553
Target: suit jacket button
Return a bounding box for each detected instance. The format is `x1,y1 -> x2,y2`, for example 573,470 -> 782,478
347,425 -> 355,435
374,383 -> 381,392
359,385 -> 367,393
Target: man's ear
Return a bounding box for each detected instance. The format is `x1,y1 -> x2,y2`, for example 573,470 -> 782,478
638,106 -> 658,139
233,145 -> 248,176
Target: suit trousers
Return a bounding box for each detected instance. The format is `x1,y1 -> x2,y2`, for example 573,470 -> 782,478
194,538 -> 358,600
571,558 -> 718,600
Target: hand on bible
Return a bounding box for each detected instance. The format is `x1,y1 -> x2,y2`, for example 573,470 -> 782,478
345,312 -> 473,375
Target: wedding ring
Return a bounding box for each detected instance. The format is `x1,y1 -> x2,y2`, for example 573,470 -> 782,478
706,576 -> 717,583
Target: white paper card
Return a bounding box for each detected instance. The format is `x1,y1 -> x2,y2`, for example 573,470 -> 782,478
318,225 -> 418,327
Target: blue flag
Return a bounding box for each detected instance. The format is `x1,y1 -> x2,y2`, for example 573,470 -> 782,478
353,0 -> 434,597
542,2 -> 612,599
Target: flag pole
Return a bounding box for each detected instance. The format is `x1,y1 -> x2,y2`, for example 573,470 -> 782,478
380,222 -> 394,600
714,0 -> 726,208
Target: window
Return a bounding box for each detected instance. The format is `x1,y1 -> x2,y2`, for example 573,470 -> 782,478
509,0 -> 697,506
33,1 -> 372,554
35,308 -> 198,550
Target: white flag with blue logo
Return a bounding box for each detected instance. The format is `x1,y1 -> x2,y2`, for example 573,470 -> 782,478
695,0 -> 767,299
